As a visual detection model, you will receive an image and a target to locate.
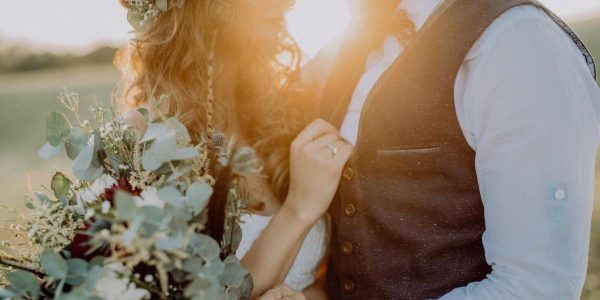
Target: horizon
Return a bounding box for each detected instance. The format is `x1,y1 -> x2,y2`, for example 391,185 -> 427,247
0,0 -> 599,57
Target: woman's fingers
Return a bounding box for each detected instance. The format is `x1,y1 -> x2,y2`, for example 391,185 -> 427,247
293,119 -> 338,149
258,289 -> 283,300
276,284 -> 297,296
258,285 -> 302,300
283,293 -> 307,300
315,139 -> 349,160
311,133 -> 340,149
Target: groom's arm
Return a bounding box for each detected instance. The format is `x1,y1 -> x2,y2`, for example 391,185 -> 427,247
439,7 -> 600,300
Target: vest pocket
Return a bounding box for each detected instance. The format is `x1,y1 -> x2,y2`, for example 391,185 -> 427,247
376,143 -> 442,157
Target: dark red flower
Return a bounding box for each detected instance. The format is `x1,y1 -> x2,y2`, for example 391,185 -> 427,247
98,177 -> 141,205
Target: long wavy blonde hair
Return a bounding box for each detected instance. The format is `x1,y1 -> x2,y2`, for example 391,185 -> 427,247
115,0 -> 316,200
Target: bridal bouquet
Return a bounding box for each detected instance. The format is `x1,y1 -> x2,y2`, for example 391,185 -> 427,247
0,91 -> 259,299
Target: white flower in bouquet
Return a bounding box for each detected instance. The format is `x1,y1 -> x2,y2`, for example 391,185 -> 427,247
92,262 -> 149,300
133,187 -> 165,208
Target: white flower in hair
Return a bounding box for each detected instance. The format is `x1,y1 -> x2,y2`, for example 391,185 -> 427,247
125,0 -> 186,29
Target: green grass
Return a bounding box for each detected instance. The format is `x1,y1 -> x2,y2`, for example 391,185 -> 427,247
0,18 -> 599,298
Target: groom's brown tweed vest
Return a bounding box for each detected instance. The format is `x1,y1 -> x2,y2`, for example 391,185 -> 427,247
320,0 -> 596,299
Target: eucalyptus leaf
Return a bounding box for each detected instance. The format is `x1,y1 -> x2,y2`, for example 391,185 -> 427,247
139,123 -> 169,143
33,192 -> 50,204
65,259 -> 88,286
51,172 -> 71,200
150,130 -> 178,160
220,255 -> 249,288
167,116 -> 191,144
167,165 -> 193,182
115,191 -> 137,220
191,234 -> 220,261
74,166 -> 103,181
46,112 -> 71,146
73,137 -> 94,171
158,185 -> 186,208
155,234 -> 182,250
6,270 -> 39,297
65,127 -> 87,160
0,288 -> 16,298
41,250 -> 68,279
173,147 -> 199,160
122,216 -> 144,245
84,265 -> 103,292
141,149 -> 163,171
187,181 -> 213,212
38,142 -> 61,160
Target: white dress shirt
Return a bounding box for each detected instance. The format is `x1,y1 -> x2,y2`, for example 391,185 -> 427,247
306,0 -> 600,298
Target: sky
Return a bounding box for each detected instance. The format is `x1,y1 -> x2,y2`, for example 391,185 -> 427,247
0,0 -> 599,58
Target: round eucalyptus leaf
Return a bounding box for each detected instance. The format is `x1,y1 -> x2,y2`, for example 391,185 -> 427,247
115,190 -> 137,220
220,257 -> 249,289
73,165 -> 103,181
51,172 -> 71,200
141,149 -> 163,171
84,265 -> 103,292
6,270 -> 39,295
65,127 -> 87,160
187,181 -> 213,212
38,142 -> 61,160
41,250 -> 68,279
139,123 -> 169,143
65,259 -> 88,286
72,137 -> 94,171
46,112 -> 71,146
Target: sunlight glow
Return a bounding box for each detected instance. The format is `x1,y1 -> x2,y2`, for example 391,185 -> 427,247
0,0 -> 597,58
287,0 -> 351,58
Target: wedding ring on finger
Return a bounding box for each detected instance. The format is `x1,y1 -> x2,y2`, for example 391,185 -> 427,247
326,144 -> 339,156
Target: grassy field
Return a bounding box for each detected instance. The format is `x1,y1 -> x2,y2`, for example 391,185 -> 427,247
0,18 -> 599,298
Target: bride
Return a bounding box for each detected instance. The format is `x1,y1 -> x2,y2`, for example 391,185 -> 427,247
116,0 -> 352,298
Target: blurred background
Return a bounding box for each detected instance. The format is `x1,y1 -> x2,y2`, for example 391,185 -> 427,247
0,0 -> 599,298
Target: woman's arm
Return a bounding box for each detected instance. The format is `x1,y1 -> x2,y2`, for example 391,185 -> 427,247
241,201 -> 314,298
241,119 -> 353,298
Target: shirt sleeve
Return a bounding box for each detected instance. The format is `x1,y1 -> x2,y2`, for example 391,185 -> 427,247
440,6 -> 600,300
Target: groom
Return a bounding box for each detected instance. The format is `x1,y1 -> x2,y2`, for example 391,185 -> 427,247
306,0 -> 600,299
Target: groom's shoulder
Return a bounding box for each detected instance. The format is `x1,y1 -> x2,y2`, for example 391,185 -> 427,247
466,5 -> 575,61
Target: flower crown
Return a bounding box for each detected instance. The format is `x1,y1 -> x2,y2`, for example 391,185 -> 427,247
125,0 -> 186,29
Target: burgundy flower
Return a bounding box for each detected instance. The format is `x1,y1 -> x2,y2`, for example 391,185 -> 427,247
67,177 -> 139,259
98,177 -> 141,205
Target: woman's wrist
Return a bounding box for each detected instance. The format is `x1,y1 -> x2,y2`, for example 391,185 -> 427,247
280,192 -> 320,228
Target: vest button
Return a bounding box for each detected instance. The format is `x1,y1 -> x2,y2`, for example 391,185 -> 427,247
343,279 -> 355,293
344,203 -> 356,217
341,241 -> 354,255
342,166 -> 354,180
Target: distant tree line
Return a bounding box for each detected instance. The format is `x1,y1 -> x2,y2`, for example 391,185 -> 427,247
0,46 -> 118,74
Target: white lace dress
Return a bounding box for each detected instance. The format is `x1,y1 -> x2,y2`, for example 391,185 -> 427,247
235,214 -> 330,291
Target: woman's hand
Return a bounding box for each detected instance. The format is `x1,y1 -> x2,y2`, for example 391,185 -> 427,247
258,284 -> 307,300
285,119 -> 354,225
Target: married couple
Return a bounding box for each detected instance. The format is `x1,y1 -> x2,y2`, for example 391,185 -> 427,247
117,0 -> 600,299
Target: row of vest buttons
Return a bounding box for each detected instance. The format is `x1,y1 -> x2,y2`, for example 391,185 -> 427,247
342,166 -> 356,293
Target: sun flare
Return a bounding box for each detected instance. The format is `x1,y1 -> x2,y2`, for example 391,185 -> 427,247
287,0 -> 351,59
